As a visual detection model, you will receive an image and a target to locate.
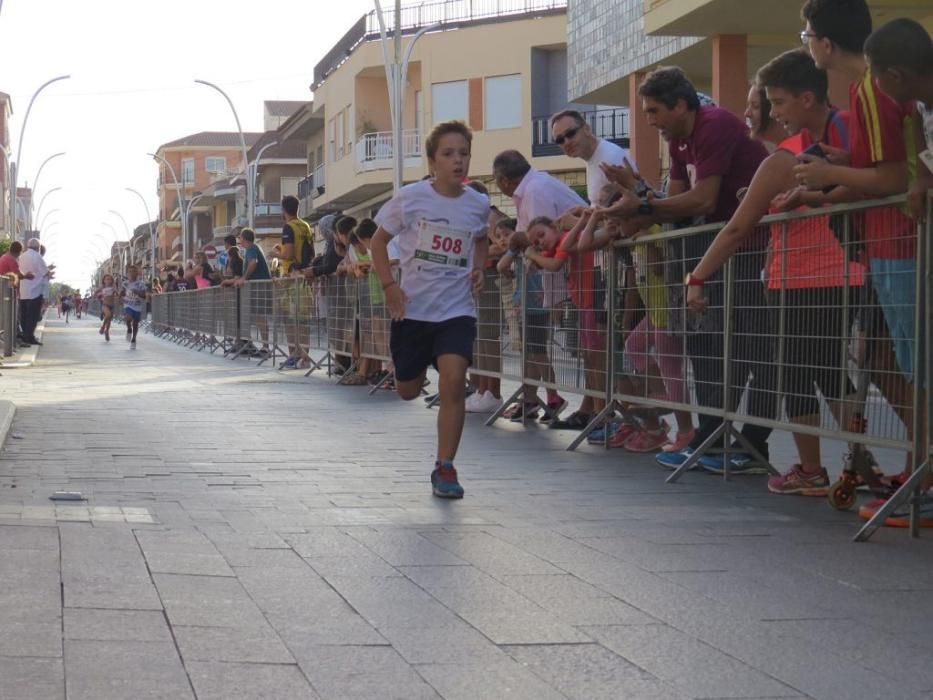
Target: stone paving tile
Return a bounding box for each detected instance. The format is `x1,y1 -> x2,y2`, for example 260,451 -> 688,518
0,656 -> 64,700
0,621 -> 62,658
187,661 -> 321,700
503,643 -> 689,700
63,640 -> 193,700
295,646 -> 441,700
152,573 -> 270,629
63,608 -> 173,643
414,657 -> 567,700
173,625 -> 296,664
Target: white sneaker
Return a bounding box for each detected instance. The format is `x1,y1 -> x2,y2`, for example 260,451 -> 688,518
464,392 -> 483,413
467,390 -> 500,413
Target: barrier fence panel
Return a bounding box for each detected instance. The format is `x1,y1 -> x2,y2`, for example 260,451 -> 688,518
238,280 -> 275,363
150,294 -> 168,334
326,274 -> 356,376
307,277 -> 329,360
271,277 -> 318,369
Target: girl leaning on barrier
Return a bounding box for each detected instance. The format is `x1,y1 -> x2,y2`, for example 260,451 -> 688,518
370,120 -> 489,500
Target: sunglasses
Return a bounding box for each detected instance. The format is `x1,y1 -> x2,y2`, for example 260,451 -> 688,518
554,126 -> 581,145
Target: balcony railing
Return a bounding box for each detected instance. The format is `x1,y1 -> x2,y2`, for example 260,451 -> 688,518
532,107 -> 630,158
254,202 -> 283,218
355,129 -> 422,172
213,226 -> 234,238
313,0 -> 567,88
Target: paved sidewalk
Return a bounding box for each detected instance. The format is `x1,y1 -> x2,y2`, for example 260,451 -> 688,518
1,316 -> 932,700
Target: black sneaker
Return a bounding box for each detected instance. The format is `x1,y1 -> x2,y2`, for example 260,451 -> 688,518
549,411 -> 592,431
539,398 -> 569,424
424,392 -> 439,404
507,402 -> 540,422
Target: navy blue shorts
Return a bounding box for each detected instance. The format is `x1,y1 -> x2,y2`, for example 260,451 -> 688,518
390,316 -> 475,382
124,307 -> 142,322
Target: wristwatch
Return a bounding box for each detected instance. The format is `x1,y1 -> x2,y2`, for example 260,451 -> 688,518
684,272 -> 705,287
637,201 -> 654,216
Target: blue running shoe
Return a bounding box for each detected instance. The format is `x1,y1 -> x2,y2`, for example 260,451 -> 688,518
587,422 -> 619,444
698,452 -> 769,475
655,447 -> 697,471
431,462 -> 464,499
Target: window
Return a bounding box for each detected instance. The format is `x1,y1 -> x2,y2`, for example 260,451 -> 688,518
415,90 -> 423,132
346,106 -> 353,154
328,119 -> 336,162
205,156 -> 226,173
281,177 -> 299,198
432,81 -> 468,124
485,74 -> 522,130
181,158 -> 195,184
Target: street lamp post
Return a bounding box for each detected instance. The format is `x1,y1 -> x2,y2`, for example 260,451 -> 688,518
373,2 -> 437,193
33,187 -> 62,229
250,140 -> 278,217
38,208 -> 60,231
148,152 -> 188,267
194,79 -> 252,229
10,74 -> 70,241
184,193 -> 207,252
108,209 -> 132,264
126,188 -> 156,281
27,151 -> 65,229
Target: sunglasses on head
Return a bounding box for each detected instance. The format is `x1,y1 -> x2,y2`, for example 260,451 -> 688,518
554,126 -> 581,145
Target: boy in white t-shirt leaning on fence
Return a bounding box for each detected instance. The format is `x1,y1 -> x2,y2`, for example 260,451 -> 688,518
371,121 -> 490,499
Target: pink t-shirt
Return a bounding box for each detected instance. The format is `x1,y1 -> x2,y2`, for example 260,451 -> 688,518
0,252 -> 20,276
195,275 -> 211,290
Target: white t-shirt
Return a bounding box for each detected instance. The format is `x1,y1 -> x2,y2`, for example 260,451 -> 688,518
123,280 -> 148,312
375,180 -> 489,322
18,249 -> 48,300
586,138 -> 633,204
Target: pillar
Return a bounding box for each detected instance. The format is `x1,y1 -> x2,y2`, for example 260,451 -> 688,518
628,71 -> 661,185
712,34 -> 748,119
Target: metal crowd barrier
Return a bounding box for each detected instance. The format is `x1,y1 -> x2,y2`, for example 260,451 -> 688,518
149,196 -> 930,542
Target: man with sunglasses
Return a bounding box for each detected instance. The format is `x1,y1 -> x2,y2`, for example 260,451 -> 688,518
550,110 -> 634,203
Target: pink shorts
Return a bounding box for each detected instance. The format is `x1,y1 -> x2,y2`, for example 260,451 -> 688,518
579,309 -> 606,352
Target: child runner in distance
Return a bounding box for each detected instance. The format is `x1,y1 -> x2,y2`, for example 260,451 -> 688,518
121,265 -> 148,349
98,273 -> 117,341
371,121 -> 489,499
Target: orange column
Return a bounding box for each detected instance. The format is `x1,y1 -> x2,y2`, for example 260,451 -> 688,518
712,34 -> 748,119
628,71 -> 661,185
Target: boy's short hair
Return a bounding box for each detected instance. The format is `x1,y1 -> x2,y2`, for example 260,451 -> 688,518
281,195 -> 300,216
865,18 -> 933,74
527,216 -> 556,232
638,67 -> 700,111
223,234 -> 237,247
549,109 -> 586,129
240,228 -> 256,242
355,218 -> 377,240
425,121 -> 472,160
496,218 -> 517,232
756,48 -> 829,103
335,216 -> 357,236
801,0 -> 872,55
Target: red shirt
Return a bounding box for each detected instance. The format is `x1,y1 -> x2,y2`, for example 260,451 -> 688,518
768,113 -> 865,290
550,232 -> 597,310
0,252 -> 20,276
669,106 -> 769,224
849,70 -> 917,259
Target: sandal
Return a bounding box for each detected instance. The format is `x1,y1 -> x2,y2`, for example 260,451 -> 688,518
341,372 -> 368,385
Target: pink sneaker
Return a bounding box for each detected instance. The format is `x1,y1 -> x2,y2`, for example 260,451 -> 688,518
663,429 -> 695,453
624,423 -> 671,453
606,422 -> 640,448
767,464 -> 829,496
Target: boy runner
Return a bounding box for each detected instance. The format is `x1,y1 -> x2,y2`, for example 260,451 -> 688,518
371,121 -> 489,499
122,265 -> 148,349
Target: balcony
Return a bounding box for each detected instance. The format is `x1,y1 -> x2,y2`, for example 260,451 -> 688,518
213,225 -> 234,238
532,107 -> 630,158
313,0 -> 568,89
254,202 -> 282,218
355,129 -> 422,173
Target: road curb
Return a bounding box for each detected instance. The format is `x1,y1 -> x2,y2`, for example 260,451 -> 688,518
0,400 -> 16,450
2,320 -> 45,369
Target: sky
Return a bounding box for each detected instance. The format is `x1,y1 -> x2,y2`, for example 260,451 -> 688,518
0,0 -> 377,288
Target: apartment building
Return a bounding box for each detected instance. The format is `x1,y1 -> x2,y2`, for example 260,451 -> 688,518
153,131 -> 262,264
0,92 -> 10,236
568,0 -> 933,182
279,0 -> 626,223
